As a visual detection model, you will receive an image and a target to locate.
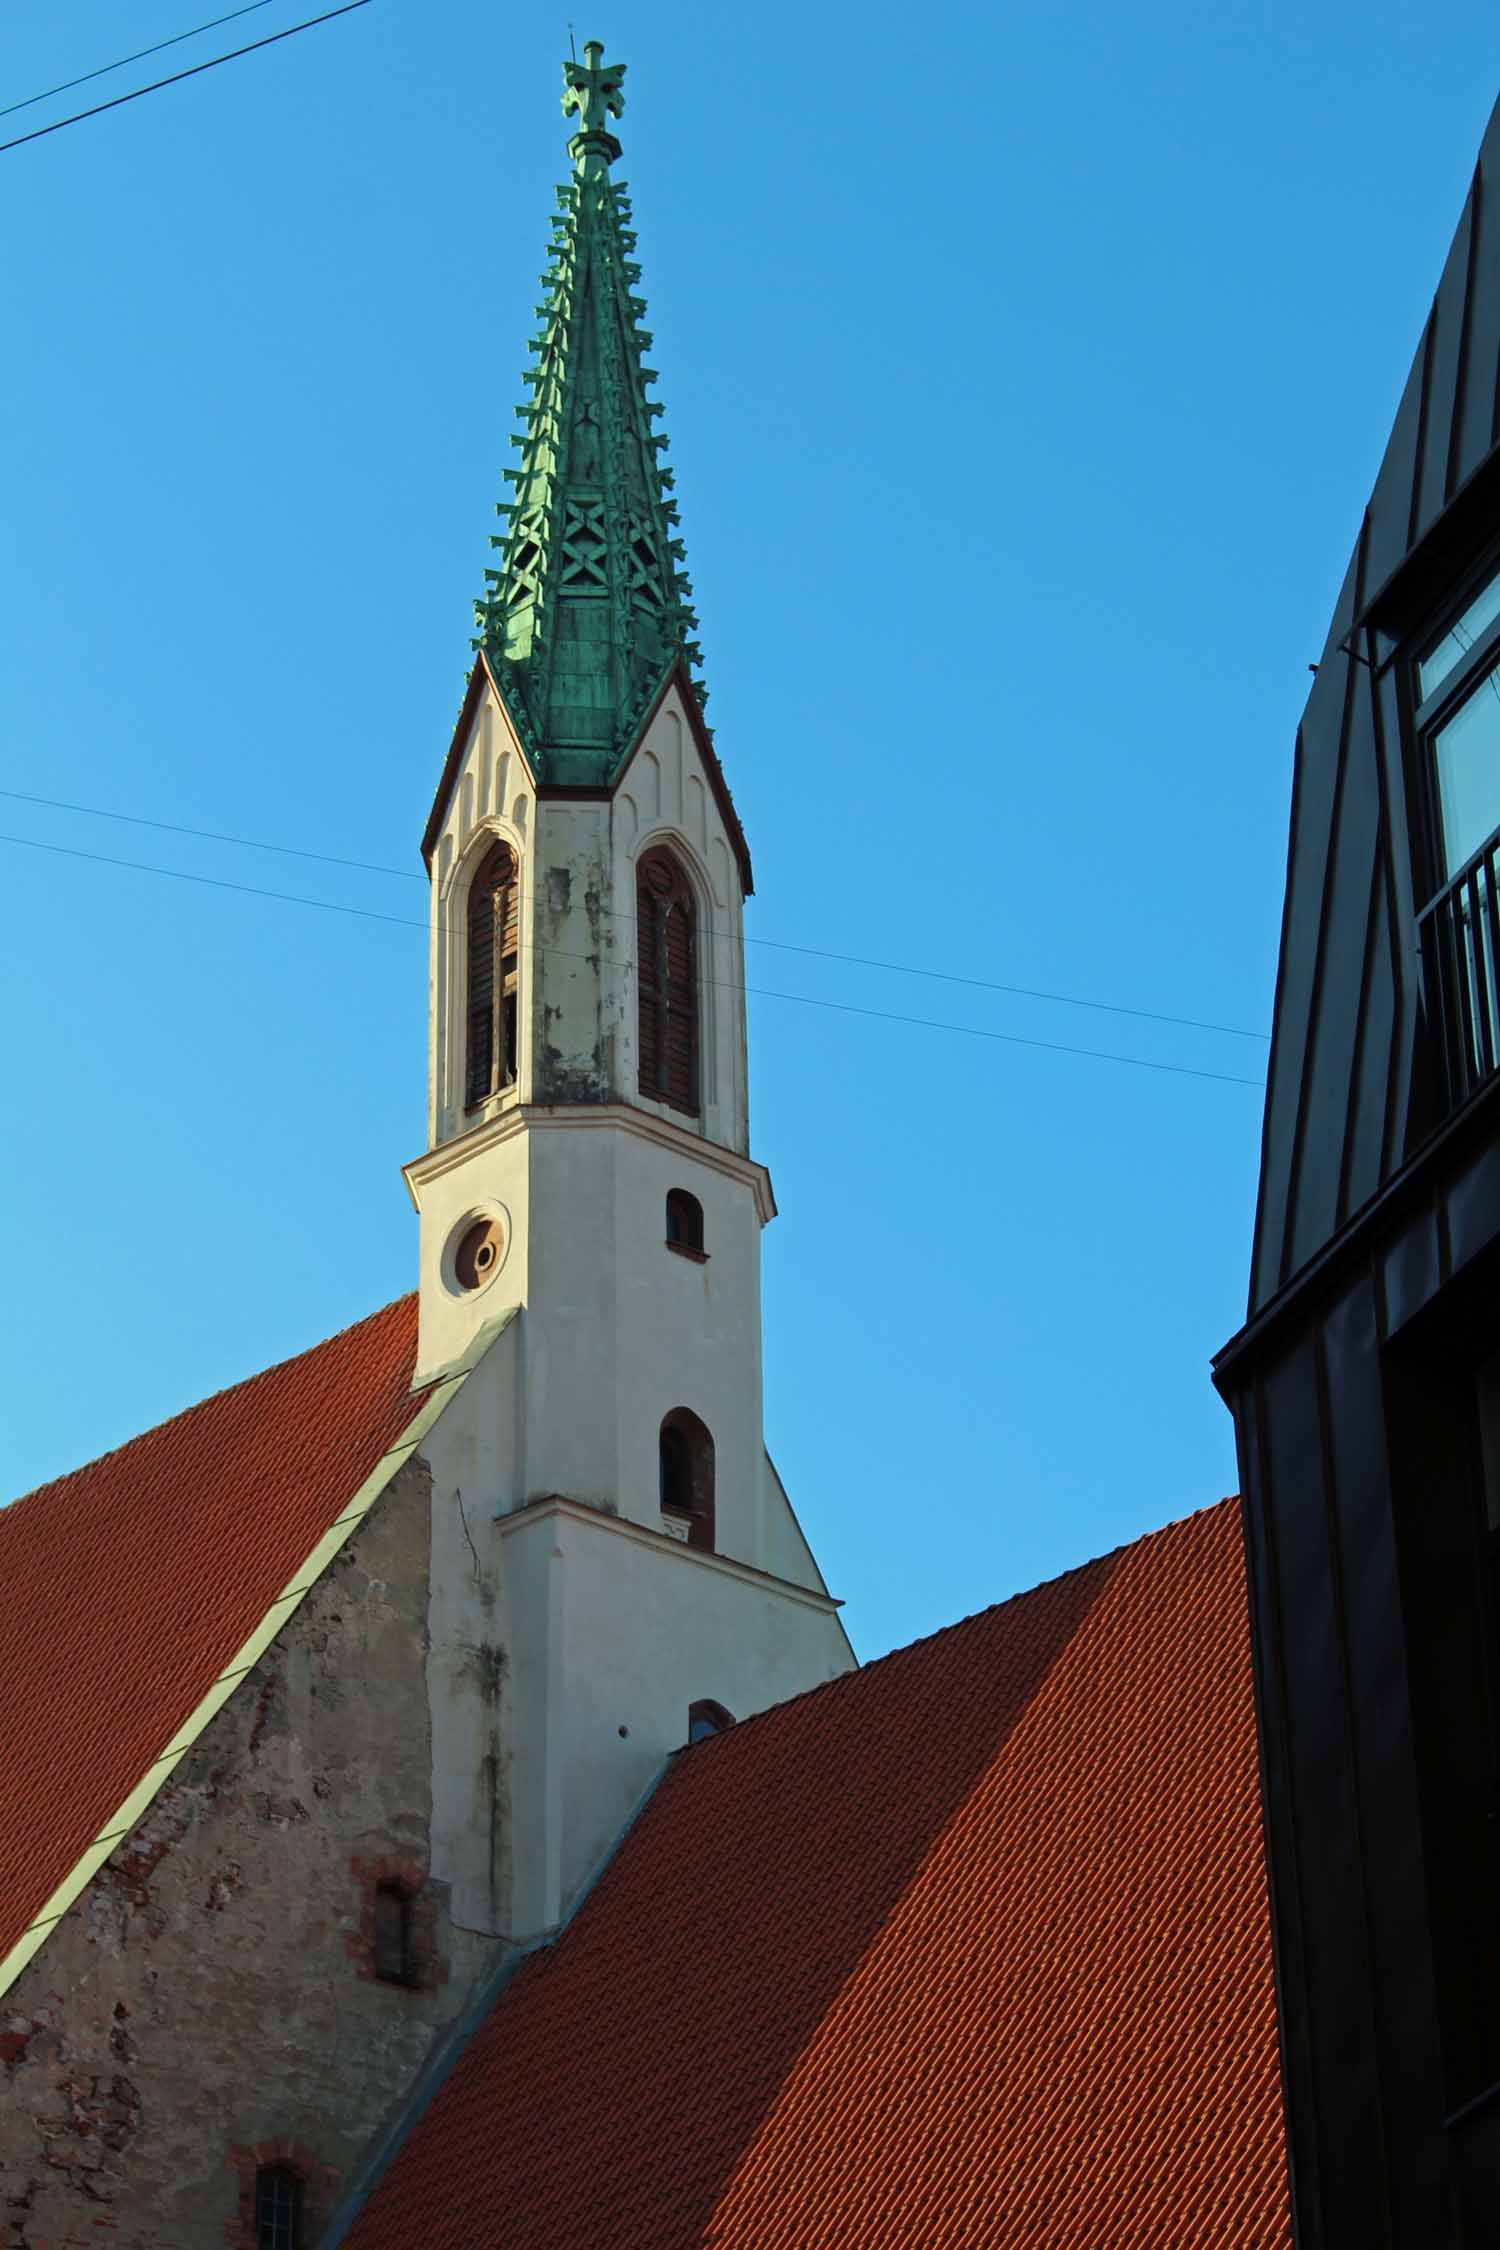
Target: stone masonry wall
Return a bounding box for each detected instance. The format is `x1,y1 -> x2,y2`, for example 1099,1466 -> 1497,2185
0,1455 -> 501,2249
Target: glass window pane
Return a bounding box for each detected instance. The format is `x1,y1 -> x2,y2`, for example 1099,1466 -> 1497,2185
1435,667 -> 1500,874
255,2167 -> 299,2250
1420,565 -> 1500,702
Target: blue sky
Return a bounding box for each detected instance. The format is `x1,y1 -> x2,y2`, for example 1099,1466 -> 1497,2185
2,0 -> 1496,1660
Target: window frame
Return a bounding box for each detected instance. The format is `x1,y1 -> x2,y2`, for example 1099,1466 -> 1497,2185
1401,544 -> 1500,1115
1410,547 -> 1500,900
372,1880 -> 415,1988
254,2163 -> 302,2250
664,1187 -> 706,1261
658,1408 -> 715,1552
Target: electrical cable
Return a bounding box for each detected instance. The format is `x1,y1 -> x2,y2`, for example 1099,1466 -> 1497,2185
0,2 -> 276,121
0,788 -> 414,882
0,787 -> 1271,1042
0,830 -> 1267,1090
0,0 -> 371,156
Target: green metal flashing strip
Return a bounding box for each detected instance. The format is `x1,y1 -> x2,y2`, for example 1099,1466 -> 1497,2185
0,1366 -> 472,2008
409,1301 -> 518,1392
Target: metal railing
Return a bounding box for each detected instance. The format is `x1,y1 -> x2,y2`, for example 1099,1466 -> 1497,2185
1419,823 -> 1500,1109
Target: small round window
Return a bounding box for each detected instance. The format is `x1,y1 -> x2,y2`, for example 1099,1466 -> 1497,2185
454,1216 -> 506,1292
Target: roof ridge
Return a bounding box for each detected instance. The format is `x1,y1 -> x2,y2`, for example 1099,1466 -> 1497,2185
678,1494 -> 1242,1759
1,1291 -> 418,1521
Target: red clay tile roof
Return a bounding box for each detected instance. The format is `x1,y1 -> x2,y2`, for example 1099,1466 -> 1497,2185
0,1295 -> 421,1982
345,1496 -> 1287,2250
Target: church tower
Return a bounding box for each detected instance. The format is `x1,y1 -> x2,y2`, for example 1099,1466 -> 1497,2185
402,45 -> 852,1936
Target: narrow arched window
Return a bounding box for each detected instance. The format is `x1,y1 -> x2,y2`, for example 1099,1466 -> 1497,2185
466,841 -> 520,1108
658,1409 -> 714,1552
688,1698 -> 734,1742
665,1188 -> 705,1257
255,2165 -> 302,2250
637,848 -> 698,1115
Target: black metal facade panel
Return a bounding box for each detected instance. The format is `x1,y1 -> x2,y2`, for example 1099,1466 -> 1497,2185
1317,1281 -> 1448,2243
1251,547 -> 1364,1310
1448,1129 -> 1500,1272
1454,149 -> 1500,485
1247,99 -> 1500,1318
1372,659 -> 1421,1171
1235,1288 -> 1452,2248
1415,194 -> 1475,542
1286,674 -> 1383,1278
1256,1337 -> 1391,2242
1221,1086 -> 1500,2248
1366,331 -> 1433,598
1341,865 -> 1394,1216
1235,1405 -> 1320,2248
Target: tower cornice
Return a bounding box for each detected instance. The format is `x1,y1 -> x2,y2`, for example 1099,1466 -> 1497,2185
402,1100 -> 778,1226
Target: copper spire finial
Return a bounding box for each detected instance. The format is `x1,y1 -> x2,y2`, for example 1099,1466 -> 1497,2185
562,38 -> 625,167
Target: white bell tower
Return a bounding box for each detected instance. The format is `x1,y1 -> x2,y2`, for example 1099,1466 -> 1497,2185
402,42 -> 852,1939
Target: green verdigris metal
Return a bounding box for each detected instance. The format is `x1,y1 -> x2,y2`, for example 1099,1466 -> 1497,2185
473,44 -> 704,787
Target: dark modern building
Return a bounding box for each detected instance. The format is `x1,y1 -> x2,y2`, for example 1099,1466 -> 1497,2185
1214,92 -> 1500,2250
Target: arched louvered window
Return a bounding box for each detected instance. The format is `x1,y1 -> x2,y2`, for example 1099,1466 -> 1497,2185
659,1408 -> 714,1552
637,848 -> 699,1115
466,842 -> 520,1108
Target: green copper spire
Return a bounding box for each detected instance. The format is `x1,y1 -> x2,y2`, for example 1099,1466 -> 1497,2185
474,43 -> 704,785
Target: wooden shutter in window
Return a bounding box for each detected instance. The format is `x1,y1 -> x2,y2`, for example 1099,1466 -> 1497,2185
466,842 -> 519,1108
663,894 -> 696,1112
637,860 -> 664,1098
498,868 -> 520,961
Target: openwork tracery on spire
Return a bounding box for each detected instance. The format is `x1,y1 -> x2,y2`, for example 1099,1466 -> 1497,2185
473,42 -> 705,786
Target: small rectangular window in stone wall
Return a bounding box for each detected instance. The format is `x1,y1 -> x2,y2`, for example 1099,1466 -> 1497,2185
346,1855 -> 447,1990
257,2164 -> 299,2248
224,2139 -> 339,2250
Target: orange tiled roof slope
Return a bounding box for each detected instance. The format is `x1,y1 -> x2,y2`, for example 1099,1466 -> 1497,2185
0,1295 -> 421,1979
345,1496 -> 1288,2249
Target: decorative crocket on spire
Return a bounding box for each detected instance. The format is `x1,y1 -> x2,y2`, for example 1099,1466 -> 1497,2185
474,42 -> 705,785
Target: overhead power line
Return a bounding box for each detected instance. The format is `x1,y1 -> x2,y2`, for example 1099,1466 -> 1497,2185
0,1 -> 276,121
0,787 -> 1271,1043
0,0 -> 371,156
0,830 -> 1267,1091
0,788 -> 414,882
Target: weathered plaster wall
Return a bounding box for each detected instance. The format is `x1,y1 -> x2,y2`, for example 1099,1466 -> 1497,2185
425,678 -> 748,1158
500,1497 -> 854,1936
407,1118 -> 777,1540
532,801 -> 616,1109
0,1456 -> 501,2250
